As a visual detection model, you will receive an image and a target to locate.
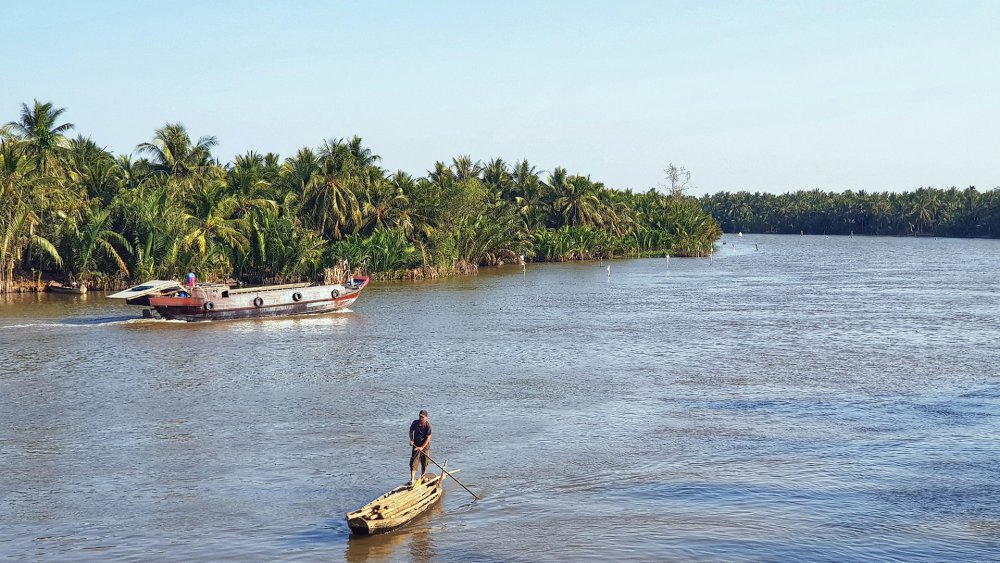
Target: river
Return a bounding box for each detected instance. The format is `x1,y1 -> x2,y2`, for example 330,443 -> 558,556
2,234 -> 999,561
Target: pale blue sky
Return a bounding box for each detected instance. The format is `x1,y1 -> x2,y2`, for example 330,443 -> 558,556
4,1 -> 998,194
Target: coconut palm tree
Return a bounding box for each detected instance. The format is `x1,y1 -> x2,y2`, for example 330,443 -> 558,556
318,137 -> 373,177
1,205 -> 63,292
180,181 -> 249,274
553,175 -> 602,227
597,188 -> 634,236
66,136 -> 121,204
347,135 -> 381,168
427,161 -> 454,186
358,169 -> 411,235
481,158 -> 511,199
451,155 -> 482,181
137,123 -> 218,179
237,207 -> 326,283
299,170 -> 361,240
455,202 -> 529,266
4,100 -> 74,174
56,204 -> 130,282
0,141 -> 62,292
228,151 -> 278,217
385,171 -> 420,236
511,160 -> 550,229
113,184 -> 185,281
280,148 -> 321,195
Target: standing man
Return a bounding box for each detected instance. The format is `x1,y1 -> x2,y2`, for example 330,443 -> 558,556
408,409 -> 432,485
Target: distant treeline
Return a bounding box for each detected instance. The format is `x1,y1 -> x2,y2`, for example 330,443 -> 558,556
1,100 -> 721,293
701,188 -> 1000,237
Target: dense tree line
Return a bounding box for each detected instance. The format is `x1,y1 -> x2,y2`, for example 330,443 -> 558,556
701,188 -> 1000,237
1,100 -> 721,293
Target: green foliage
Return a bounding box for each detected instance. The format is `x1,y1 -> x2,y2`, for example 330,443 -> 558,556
330,227 -> 419,273
425,230 -> 458,270
55,203 -> 131,281
0,99 -> 729,291
137,122 -> 218,180
455,202 -> 530,265
238,209 -> 325,283
0,139 -> 62,292
702,187 -> 1000,237
4,99 -> 74,175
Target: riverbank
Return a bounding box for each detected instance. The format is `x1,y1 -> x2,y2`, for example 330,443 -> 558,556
2,275 -> 122,294
4,246 -> 703,294
3,277 -> 43,293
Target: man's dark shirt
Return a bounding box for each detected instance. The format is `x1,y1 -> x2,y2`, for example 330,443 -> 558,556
410,420 -> 431,447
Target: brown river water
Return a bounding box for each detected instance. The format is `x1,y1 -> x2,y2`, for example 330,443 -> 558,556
2,234 -> 999,561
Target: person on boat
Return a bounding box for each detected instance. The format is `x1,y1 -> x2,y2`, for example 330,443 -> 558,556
408,409 -> 432,485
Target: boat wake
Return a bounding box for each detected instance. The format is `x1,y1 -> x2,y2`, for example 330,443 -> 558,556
2,308 -> 354,330
0,316 -> 186,329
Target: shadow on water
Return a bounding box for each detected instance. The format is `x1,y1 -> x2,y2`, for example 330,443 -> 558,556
293,503 -> 443,563
345,517 -> 438,563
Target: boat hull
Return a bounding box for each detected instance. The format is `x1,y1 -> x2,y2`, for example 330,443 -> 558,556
47,283 -> 87,295
346,473 -> 445,535
153,294 -> 361,322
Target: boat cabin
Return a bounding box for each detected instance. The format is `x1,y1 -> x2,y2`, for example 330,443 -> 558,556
108,280 -> 184,306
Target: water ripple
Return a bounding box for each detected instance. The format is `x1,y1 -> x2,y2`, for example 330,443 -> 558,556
1,235 -> 999,560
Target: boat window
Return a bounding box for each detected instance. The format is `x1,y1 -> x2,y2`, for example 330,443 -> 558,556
222,291 -> 229,297
131,285 -> 153,291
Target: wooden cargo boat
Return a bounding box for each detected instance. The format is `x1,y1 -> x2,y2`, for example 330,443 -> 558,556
46,281 -> 87,294
347,471 -> 449,535
109,276 -> 369,322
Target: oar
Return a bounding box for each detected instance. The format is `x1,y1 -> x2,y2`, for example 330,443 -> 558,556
418,450 -> 479,500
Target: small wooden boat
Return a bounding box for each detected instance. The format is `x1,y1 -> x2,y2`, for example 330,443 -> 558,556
346,471 -> 449,535
46,281 -> 87,295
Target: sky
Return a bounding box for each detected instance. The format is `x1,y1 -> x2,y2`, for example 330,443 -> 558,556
3,0 -> 998,195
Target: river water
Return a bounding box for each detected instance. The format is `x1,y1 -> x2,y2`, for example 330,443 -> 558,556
1,234 -> 999,561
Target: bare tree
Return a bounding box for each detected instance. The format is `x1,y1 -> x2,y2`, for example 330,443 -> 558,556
661,163 -> 692,198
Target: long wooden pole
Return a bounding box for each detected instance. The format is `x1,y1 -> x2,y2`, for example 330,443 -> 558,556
420,450 -> 479,500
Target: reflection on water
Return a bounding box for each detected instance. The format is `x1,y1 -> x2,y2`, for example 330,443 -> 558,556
344,503 -> 442,563
227,310 -> 353,334
1,235 -> 999,561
